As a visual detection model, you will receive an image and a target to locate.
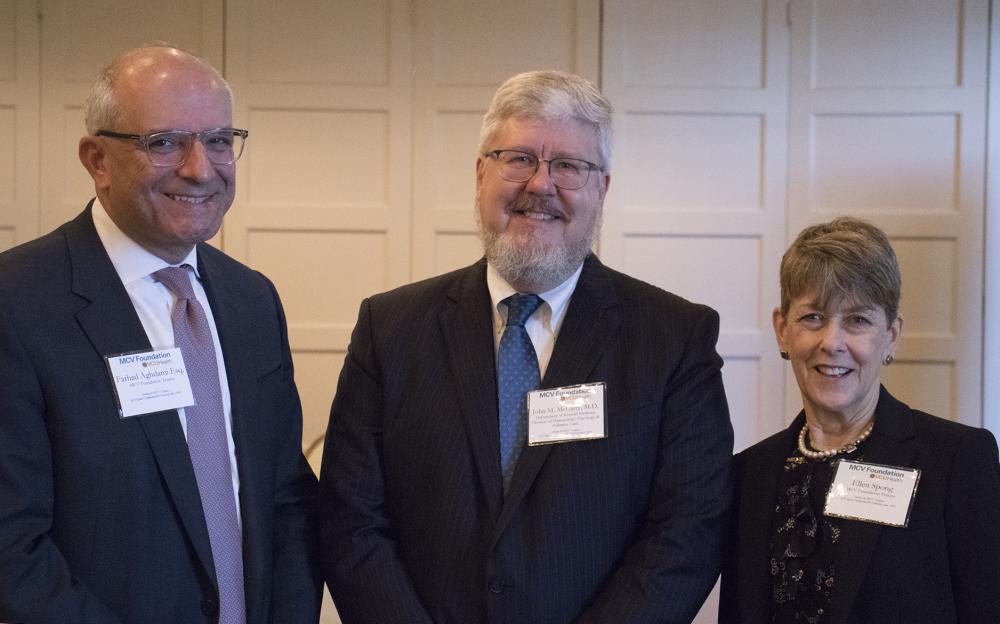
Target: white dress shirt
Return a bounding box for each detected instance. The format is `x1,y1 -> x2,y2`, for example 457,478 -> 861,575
486,262 -> 584,380
92,200 -> 241,515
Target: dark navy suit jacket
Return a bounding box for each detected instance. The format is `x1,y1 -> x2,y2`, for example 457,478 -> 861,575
720,387 -> 1000,624
320,255 -> 734,624
0,204 -> 322,623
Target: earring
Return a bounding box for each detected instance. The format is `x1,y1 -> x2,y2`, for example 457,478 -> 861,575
780,351 -> 790,360
883,354 -> 894,365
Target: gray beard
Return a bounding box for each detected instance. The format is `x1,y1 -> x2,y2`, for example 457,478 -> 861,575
477,205 -> 600,293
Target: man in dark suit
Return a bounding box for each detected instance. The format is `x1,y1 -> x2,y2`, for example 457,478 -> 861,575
0,45 -> 321,623
320,70 -> 734,623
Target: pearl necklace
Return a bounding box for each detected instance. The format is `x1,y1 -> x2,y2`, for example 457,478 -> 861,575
797,420 -> 874,460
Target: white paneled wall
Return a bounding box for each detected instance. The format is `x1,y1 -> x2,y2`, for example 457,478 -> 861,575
0,0 -> 39,251
2,2 -> 994,622
225,0 -> 414,468
787,0 -> 988,425
602,0 -> 789,455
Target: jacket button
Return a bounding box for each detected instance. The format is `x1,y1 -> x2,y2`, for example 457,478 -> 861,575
488,578 -> 506,594
201,598 -> 218,616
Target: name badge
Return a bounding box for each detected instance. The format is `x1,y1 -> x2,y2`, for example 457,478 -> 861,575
824,459 -> 921,527
527,382 -> 607,446
105,348 -> 195,418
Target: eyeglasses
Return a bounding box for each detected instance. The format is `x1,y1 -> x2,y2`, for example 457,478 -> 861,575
96,128 -> 249,167
485,149 -> 601,190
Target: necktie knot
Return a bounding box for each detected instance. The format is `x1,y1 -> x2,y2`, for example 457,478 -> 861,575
153,265 -> 197,300
504,294 -> 542,327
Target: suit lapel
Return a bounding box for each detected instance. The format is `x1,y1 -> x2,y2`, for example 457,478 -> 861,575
539,256 -> 620,390
439,261 -> 506,519
496,256 -> 621,534
68,210 -> 156,360
66,205 -> 216,584
828,388 -> 916,623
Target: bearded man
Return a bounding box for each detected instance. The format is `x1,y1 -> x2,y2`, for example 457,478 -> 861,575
319,70 -> 734,624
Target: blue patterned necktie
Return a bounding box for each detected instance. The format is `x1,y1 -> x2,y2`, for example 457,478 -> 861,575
154,265 -> 246,624
498,293 -> 543,493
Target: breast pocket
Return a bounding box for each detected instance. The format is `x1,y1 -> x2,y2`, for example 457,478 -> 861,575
554,402 -> 660,485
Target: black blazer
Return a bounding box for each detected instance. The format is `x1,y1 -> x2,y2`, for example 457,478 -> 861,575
319,255 -> 734,624
0,205 -> 322,623
720,387 -> 1000,624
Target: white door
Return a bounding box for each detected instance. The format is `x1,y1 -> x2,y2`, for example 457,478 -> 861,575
788,0 -> 988,425
602,0 -> 790,454
223,0 -> 415,469
0,0 -> 40,252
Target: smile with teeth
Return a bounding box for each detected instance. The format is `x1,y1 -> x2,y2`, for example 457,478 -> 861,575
166,193 -> 211,204
513,208 -> 559,220
816,365 -> 851,377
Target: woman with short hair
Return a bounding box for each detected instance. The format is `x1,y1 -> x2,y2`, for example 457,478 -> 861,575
720,217 -> 1000,623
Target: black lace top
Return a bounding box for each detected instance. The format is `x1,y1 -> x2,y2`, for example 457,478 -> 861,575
768,442 -> 867,624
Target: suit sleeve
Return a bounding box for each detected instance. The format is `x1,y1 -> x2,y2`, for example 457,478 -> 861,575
264,278 -> 324,623
717,452 -> 745,624
318,299 -> 434,624
0,306 -> 124,623
575,306 -> 735,624
947,426 -> 1000,622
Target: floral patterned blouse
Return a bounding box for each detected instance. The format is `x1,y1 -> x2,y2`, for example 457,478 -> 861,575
768,442 -> 868,623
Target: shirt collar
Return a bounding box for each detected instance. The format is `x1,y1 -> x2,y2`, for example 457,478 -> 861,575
91,197 -> 201,285
486,261 -> 584,334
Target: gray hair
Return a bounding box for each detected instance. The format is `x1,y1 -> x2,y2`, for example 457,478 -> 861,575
83,43 -> 233,134
478,70 -> 613,170
779,217 -> 901,327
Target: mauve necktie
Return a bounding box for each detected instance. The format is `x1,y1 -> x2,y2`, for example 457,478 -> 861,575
153,265 -> 246,624
498,293 -> 543,493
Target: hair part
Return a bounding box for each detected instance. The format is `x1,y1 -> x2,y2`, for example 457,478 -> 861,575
478,70 -> 613,170
779,216 -> 901,327
83,43 -> 233,135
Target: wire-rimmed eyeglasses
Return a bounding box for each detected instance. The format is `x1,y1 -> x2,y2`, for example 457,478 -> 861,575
485,149 -> 601,190
96,128 -> 249,167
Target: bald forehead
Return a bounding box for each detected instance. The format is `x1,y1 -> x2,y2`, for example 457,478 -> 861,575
107,48 -> 232,131
114,48 -> 228,97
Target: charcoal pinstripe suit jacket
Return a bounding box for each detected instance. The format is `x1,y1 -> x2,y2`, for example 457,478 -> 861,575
320,254 -> 734,624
